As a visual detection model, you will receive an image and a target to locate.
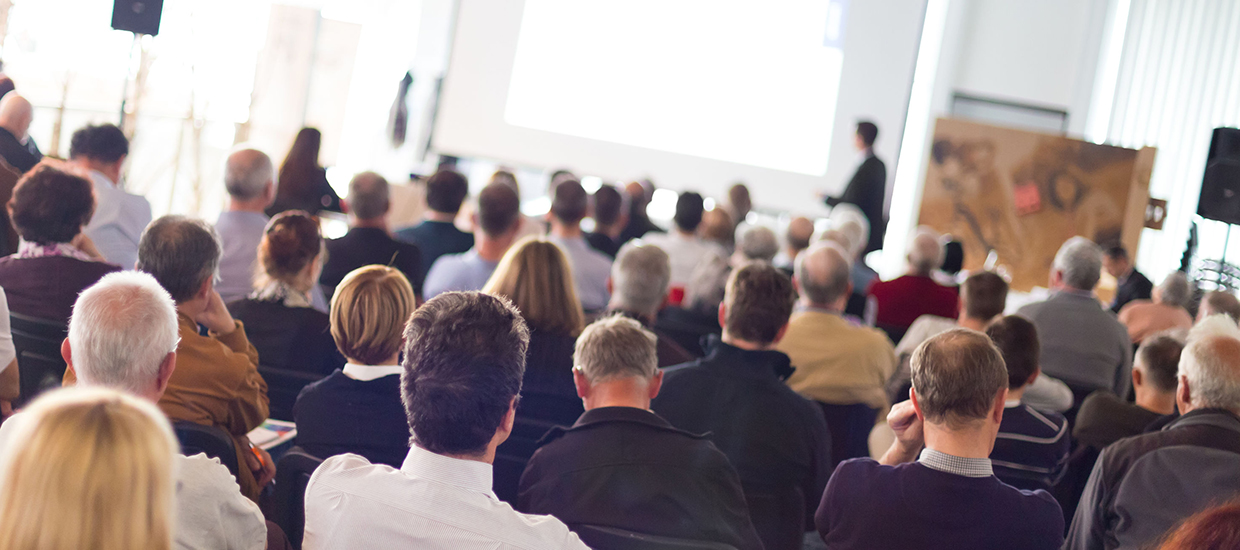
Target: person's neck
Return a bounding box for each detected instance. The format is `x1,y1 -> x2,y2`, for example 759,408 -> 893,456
550,220 -> 583,239
424,210 -> 457,223
584,379 -> 652,410
73,159 -> 119,186
352,218 -> 387,231
596,222 -> 622,239
1006,386 -> 1026,402
923,421 -> 995,459
438,445 -> 496,466
475,234 -> 513,263
801,299 -> 842,314
676,228 -> 696,239
957,316 -> 988,331
227,198 -> 269,214
908,269 -> 933,278
174,299 -> 204,322
1135,389 -> 1176,415
721,332 -> 771,351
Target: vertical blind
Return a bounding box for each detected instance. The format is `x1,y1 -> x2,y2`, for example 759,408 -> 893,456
1102,0 -> 1240,281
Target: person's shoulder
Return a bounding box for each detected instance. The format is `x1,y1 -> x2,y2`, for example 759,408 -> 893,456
1004,404 -> 1069,438
829,457 -> 888,491
1078,391 -> 1124,417
312,453 -> 393,484
178,453 -> 249,495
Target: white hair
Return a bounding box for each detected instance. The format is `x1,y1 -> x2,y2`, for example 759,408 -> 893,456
907,227 -> 945,274
796,242 -> 852,306
1179,314 -> 1240,410
828,204 -> 870,258
223,148 -> 274,201
1155,271 -> 1192,307
610,242 -> 671,317
735,223 -> 779,262
1052,237 -> 1103,291
69,272 -> 180,395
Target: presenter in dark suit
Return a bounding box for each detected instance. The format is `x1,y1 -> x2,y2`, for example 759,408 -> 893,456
1103,245 -> 1152,313
824,121 -> 887,253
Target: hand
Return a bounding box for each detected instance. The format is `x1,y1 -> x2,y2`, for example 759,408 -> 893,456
245,443 -> 277,488
880,400 -> 924,466
70,232 -> 106,262
195,289 -> 236,335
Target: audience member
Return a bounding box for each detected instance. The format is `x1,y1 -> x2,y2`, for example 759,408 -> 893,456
697,207 -> 735,250
69,123 -> 151,270
0,162 -> 119,325
653,263 -> 831,550
545,180 -> 612,312
266,127 -> 341,216
984,316 -> 1070,492
518,316 -> 763,549
0,272 -> 268,549
1074,335 -> 1182,449
0,93 -> 40,173
778,243 -> 896,464
585,183 -> 627,258
320,172 -> 422,298
775,215 -> 814,273
394,169 -> 474,282
726,182 -> 753,231
830,205 -> 879,294
0,388 -> 178,550
605,242 -> 695,367
1017,237 -> 1132,400
683,222 -> 778,321
868,227 -> 958,340
295,265 -> 416,468
618,180 -> 663,243
1065,316 -> 1240,549
129,216 -> 271,499
1199,290 -> 1240,324
1155,500 -> 1240,550
732,223 -> 779,265
1118,271 -> 1193,343
1104,244 -> 1153,313
424,182 -> 523,298
817,329 -> 1064,550
0,289 -> 17,401
228,211 -> 344,377
645,192 -> 722,295
895,271 -> 1072,412
302,292 -> 589,550
824,121 -> 887,254
216,147 -> 278,303
489,169 -> 545,241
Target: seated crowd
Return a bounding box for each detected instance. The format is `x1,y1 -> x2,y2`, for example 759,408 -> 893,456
1,121 -> 1239,550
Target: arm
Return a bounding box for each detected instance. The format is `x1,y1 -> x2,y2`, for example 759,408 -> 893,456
1114,333 -> 1134,398
198,290 -> 269,434
879,400 -> 923,466
1062,451 -> 1111,550
0,360 -> 18,402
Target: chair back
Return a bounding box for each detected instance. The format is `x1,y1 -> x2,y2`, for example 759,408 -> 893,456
570,524 -> 738,550
492,415 -> 560,504
9,312 -> 68,407
273,447 -> 324,550
259,366 -> 326,422
819,402 -> 879,467
745,486 -> 805,550
173,421 -> 240,479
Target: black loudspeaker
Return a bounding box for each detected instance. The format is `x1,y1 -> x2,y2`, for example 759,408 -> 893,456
1197,127 -> 1240,225
111,0 -> 164,36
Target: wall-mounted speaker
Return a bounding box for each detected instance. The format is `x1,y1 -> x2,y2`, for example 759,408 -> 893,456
111,0 -> 164,36
1197,127 -> 1240,225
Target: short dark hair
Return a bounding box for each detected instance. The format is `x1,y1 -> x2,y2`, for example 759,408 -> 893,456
477,182 -> 521,236
425,170 -> 469,215
911,329 -> 1007,427
984,316 -> 1040,389
8,163 -> 95,244
1136,335 -> 1183,393
1104,245 -> 1129,261
857,121 -> 879,147
137,216 -> 222,303
551,180 -> 587,223
724,263 -> 795,344
401,292 -> 529,456
592,184 -> 625,227
963,271 -> 1008,320
673,192 -> 705,232
69,124 -> 129,163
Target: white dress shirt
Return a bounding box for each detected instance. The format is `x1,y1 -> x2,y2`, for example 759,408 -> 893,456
83,169 -> 152,270
304,446 -> 589,550
0,288 -> 16,373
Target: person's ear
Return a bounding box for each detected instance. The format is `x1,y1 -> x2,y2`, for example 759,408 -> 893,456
1177,374 -> 1191,413
1026,367 -> 1040,388
154,352 -> 177,396
501,397 -> 518,435
791,275 -> 802,295
197,278 -> 213,302
573,368 -> 589,400
1132,368 -> 1144,388
648,369 -> 664,399
993,387 -> 1009,423
61,338 -> 73,369
718,302 -> 727,329
909,387 -> 926,421
606,278 -> 613,295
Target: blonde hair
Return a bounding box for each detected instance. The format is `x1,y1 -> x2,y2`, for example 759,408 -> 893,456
331,265 -> 417,365
482,237 -> 585,336
0,387 -> 177,550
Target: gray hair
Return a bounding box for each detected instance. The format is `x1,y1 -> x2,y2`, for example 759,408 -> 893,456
574,315 -> 658,383
796,242 -> 852,306
1179,315 -> 1240,410
223,148 -> 274,200
907,227 -> 945,275
1052,236 -> 1103,291
348,172 -> 390,220
911,328 -> 1008,428
137,216 -> 222,303
610,242 -> 671,317
69,272 -> 179,395
828,204 -> 870,258
1155,271 -> 1192,307
735,223 -> 779,262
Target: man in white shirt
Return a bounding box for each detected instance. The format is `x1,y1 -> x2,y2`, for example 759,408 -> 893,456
644,191 -> 723,300
70,124 -> 151,269
546,180 -> 612,312
303,291 -> 589,550
0,271 -> 269,550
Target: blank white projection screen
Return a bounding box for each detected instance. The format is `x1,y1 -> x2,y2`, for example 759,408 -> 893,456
434,0 -> 924,212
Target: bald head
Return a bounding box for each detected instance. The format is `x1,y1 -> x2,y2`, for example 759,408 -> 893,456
908,228 -> 944,275
795,242 -> 852,307
911,328 -> 1008,428
1180,315 -> 1240,412
224,148 -> 274,202
786,217 -> 814,255
0,93 -> 33,140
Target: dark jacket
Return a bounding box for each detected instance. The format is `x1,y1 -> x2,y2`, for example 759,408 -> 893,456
265,166 -> 341,217
320,227 -> 423,298
393,219 -> 474,283
293,370 -> 411,468
0,255 -> 120,325
618,215 -> 664,245
585,232 -> 621,258
0,127 -> 42,173
519,407 -> 763,550
228,298 -> 345,376
826,154 -> 887,253
1065,408 -> 1240,550
1110,269 -> 1153,313
652,336 -> 832,550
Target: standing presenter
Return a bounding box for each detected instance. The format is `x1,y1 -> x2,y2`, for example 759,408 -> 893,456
824,121 -> 887,254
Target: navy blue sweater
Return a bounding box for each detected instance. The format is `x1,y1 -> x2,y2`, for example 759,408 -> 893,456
293,370 -> 411,467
